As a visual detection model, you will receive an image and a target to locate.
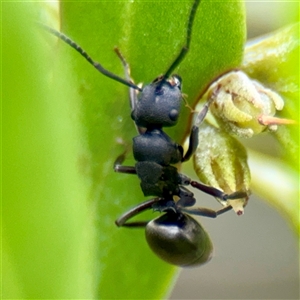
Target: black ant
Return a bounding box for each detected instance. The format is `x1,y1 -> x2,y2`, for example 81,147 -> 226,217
41,0 -> 249,266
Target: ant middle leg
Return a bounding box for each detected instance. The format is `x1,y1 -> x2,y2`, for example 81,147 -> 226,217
114,147 -> 136,175
113,138 -> 136,174
190,180 -> 249,201
180,205 -> 233,218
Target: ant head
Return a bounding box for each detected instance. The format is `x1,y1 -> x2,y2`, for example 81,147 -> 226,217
131,75 -> 182,128
145,211 -> 213,266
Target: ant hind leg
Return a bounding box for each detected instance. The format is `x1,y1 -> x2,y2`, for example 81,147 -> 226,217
115,198 -> 162,227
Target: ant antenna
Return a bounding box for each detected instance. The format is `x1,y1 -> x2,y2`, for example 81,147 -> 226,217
39,23 -> 142,92
163,0 -> 201,79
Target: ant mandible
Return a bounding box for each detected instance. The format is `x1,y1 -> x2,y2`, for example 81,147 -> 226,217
42,0 -> 249,266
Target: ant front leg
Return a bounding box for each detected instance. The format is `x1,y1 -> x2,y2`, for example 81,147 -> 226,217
182,98 -> 214,162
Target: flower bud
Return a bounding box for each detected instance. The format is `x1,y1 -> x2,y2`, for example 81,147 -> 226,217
193,121 -> 250,214
204,70 -> 292,138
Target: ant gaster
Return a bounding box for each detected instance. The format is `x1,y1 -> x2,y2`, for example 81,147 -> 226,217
42,0 -> 249,266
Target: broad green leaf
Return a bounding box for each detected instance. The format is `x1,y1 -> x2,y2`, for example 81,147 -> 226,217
2,0 -> 245,299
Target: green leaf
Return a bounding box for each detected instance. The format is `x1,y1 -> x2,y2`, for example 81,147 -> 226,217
3,3 -> 93,298
241,24 -> 300,169
2,0 -> 245,299
241,24 -> 299,235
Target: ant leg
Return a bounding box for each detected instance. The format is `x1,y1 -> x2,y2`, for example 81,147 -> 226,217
180,205 -> 233,218
177,186 -> 196,207
191,179 -> 250,216
114,148 -> 136,175
179,173 -> 249,201
182,98 -> 213,162
190,180 -> 249,201
114,48 -> 145,135
115,197 -> 161,227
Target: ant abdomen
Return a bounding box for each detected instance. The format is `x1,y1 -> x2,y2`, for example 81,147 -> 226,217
146,211 -> 213,267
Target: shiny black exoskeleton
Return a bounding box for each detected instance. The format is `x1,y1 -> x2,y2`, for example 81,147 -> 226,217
42,0 -> 248,266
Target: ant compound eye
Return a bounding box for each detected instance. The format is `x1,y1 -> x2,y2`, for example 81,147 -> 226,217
145,212 -> 213,267
169,109 -> 179,121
